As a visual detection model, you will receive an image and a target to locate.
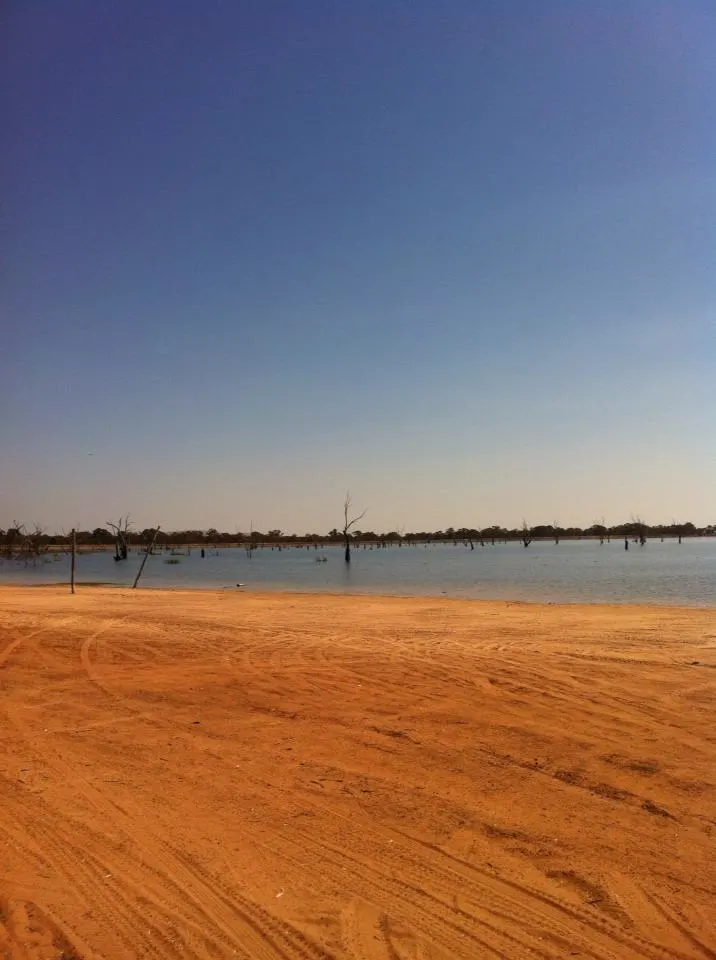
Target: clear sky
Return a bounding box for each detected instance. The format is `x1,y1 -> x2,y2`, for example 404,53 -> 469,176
2,1 -> 714,534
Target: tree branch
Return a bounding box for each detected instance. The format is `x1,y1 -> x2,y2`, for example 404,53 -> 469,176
346,510 -> 366,531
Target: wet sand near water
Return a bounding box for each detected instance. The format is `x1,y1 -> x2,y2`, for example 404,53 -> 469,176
0,586 -> 714,959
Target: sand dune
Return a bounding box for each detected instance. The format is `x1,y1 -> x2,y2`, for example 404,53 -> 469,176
0,586 -> 714,959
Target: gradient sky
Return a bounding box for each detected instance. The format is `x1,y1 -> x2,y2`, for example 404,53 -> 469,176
2,1 -> 714,534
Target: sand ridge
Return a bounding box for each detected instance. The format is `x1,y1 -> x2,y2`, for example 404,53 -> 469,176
0,586 -> 714,958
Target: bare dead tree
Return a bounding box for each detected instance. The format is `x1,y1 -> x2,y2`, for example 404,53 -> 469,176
598,516 -> 606,545
633,514 -> 647,547
4,522 -> 46,565
133,526 -> 160,588
343,493 -> 366,564
70,529 -> 76,594
107,515 -> 132,561
521,520 -> 533,548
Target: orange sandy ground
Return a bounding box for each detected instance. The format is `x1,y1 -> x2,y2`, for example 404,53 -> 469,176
0,587 -> 714,960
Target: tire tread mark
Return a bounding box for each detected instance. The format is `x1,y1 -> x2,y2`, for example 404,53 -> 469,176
642,890 -> 716,960
398,831 -> 698,960
254,827 -> 533,960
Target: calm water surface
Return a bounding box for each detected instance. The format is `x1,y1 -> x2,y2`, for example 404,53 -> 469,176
1,539 -> 714,606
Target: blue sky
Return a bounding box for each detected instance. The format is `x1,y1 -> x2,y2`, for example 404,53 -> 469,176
2,0 -> 713,532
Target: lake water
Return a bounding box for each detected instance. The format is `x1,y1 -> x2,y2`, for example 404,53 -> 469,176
1,539 -> 714,606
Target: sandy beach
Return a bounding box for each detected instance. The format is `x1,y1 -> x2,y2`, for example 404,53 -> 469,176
0,586 -> 714,959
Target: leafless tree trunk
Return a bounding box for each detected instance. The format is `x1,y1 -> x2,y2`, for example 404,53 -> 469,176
107,516 -> 132,561
343,493 -> 366,564
246,520 -> 255,559
133,526 -> 160,588
634,514 -> 646,547
70,529 -> 76,594
521,520 -> 533,548
6,522 -> 46,565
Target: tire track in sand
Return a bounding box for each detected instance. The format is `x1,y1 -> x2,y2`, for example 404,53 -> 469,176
1,703 -> 337,960
0,616 -> 79,669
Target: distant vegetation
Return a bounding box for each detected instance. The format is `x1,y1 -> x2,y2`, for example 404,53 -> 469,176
1,519 -> 712,562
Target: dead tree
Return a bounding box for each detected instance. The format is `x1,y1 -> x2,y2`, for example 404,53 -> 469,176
634,514 -> 647,547
598,517 -> 606,545
521,520 -> 533,548
107,516 -> 132,561
70,529 -> 76,594
343,493 -> 366,564
5,522 -> 46,565
133,526 -> 160,588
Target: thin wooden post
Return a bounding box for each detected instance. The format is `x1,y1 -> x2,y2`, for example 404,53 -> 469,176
70,528 -> 76,594
132,526 -> 160,589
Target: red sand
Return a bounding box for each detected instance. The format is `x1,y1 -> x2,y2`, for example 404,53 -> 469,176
1,586 -> 714,958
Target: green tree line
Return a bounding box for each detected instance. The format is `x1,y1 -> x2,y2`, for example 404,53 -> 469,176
2,520 -> 712,555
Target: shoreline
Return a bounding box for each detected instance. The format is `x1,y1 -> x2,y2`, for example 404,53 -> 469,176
1,580 -> 715,612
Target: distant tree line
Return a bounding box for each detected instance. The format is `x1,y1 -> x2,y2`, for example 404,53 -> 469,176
1,519 -> 712,559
